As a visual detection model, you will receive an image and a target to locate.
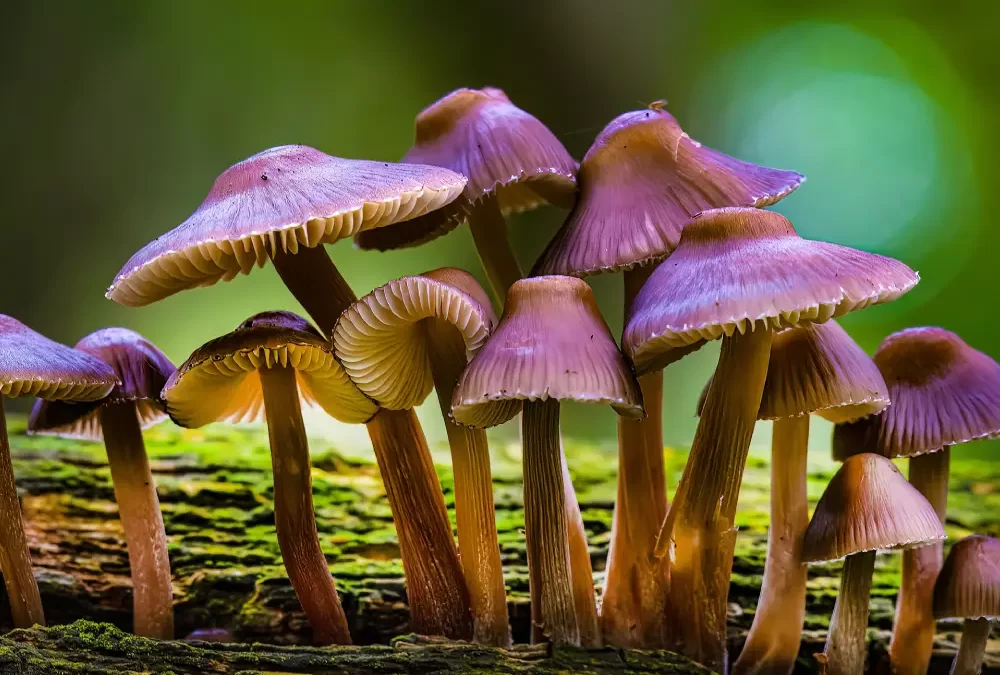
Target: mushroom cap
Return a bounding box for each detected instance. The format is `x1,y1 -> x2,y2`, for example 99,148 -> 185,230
0,315 -> 117,402
451,275 -> 643,428
801,453 -> 945,562
355,87 -> 578,251
532,102 -> 804,278
833,327 -> 1000,461
934,535 -> 1000,620
333,268 -> 496,409
107,145 -> 467,307
28,328 -> 175,441
162,311 -> 376,428
623,207 -> 919,375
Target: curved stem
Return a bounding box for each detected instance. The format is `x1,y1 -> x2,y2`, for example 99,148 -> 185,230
654,326 -> 772,671
561,448 -> 600,647
426,321 -> 509,647
100,402 -> 173,639
889,448 -> 950,675
468,195 -> 522,305
366,408 -> 472,639
952,618 -> 991,675
260,365 -> 351,645
733,415 -> 809,675
824,550 -> 876,675
269,244 -> 357,339
0,398 -> 44,627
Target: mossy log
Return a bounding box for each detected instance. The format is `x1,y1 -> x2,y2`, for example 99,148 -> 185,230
1,418 -> 998,673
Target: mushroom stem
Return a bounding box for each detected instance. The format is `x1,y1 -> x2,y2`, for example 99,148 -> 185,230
654,325 -> 772,670
952,618 -> 992,675
425,320 -> 509,647
269,244 -> 358,339
0,398 -> 44,628
824,550 -> 876,675
522,398 -> 579,645
561,448 -> 600,647
99,402 -> 173,639
889,448 -> 950,675
366,408 -> 472,639
468,195 -> 522,303
733,415 -> 810,675
259,364 -> 351,645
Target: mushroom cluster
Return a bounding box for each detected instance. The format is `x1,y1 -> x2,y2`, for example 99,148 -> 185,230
0,89 -> 995,675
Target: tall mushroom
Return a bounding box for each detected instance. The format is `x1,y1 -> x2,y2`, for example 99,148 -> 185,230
355,87 -> 578,302
802,453 -> 945,675
622,207 -> 918,670
831,327 -> 1000,674
532,101 -> 803,648
934,535 -> 1000,675
107,145 -> 472,638
452,276 -> 643,647
333,268 -> 508,646
28,328 -> 176,639
0,315 -> 117,627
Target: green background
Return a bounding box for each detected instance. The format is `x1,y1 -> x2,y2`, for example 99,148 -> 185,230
2,1 -> 997,456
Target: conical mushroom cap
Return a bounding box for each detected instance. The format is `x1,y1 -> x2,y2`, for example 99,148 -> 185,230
533,102 -> 804,277
356,87 -> 578,251
623,207 -> 919,375
833,327 -> 1000,461
934,535 -> 1000,620
107,145 -> 467,306
163,311 -> 376,428
0,315 -> 117,402
333,268 -> 496,409
451,275 -> 643,428
28,328 -> 175,441
801,453 -> 945,562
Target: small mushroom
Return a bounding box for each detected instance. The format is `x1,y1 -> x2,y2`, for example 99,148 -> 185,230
29,328 -> 176,639
0,315 -> 117,627
333,268 -> 508,646
934,535 -> 1000,675
622,207 -> 918,670
356,87 -> 578,302
532,100 -> 804,649
802,453 -> 944,675
452,276 -> 643,647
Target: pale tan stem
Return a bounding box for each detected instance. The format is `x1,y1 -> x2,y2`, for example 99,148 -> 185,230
0,398 -> 44,628
733,415 -> 810,675
269,244 -> 357,339
468,195 -> 522,304
100,402 -> 174,639
425,320 -> 509,647
561,448 -> 600,647
824,550 -> 876,675
260,365 -> 351,645
655,326 -> 772,672
952,618 -> 991,675
889,448 -> 950,675
367,408 -> 472,639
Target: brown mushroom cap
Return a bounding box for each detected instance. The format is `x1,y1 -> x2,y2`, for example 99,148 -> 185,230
623,207 -> 919,375
451,275 -> 643,428
801,453 -> 945,563
934,535 -> 1000,620
355,87 -> 578,251
107,145 -> 467,307
162,311 -> 376,428
833,327 -> 1000,462
0,315 -> 117,402
28,328 -> 175,441
333,268 -> 496,409
533,101 -> 804,278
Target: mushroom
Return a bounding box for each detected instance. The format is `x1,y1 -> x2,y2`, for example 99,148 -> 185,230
622,207 -> 919,670
333,268 -> 508,646
934,535 -> 1000,675
28,328 -> 176,639
106,146 -> 473,638
831,327 -> 1000,675
802,453 -> 945,675
531,100 -> 804,648
452,276 -> 643,647
0,315 -> 117,627
355,87 -> 578,302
